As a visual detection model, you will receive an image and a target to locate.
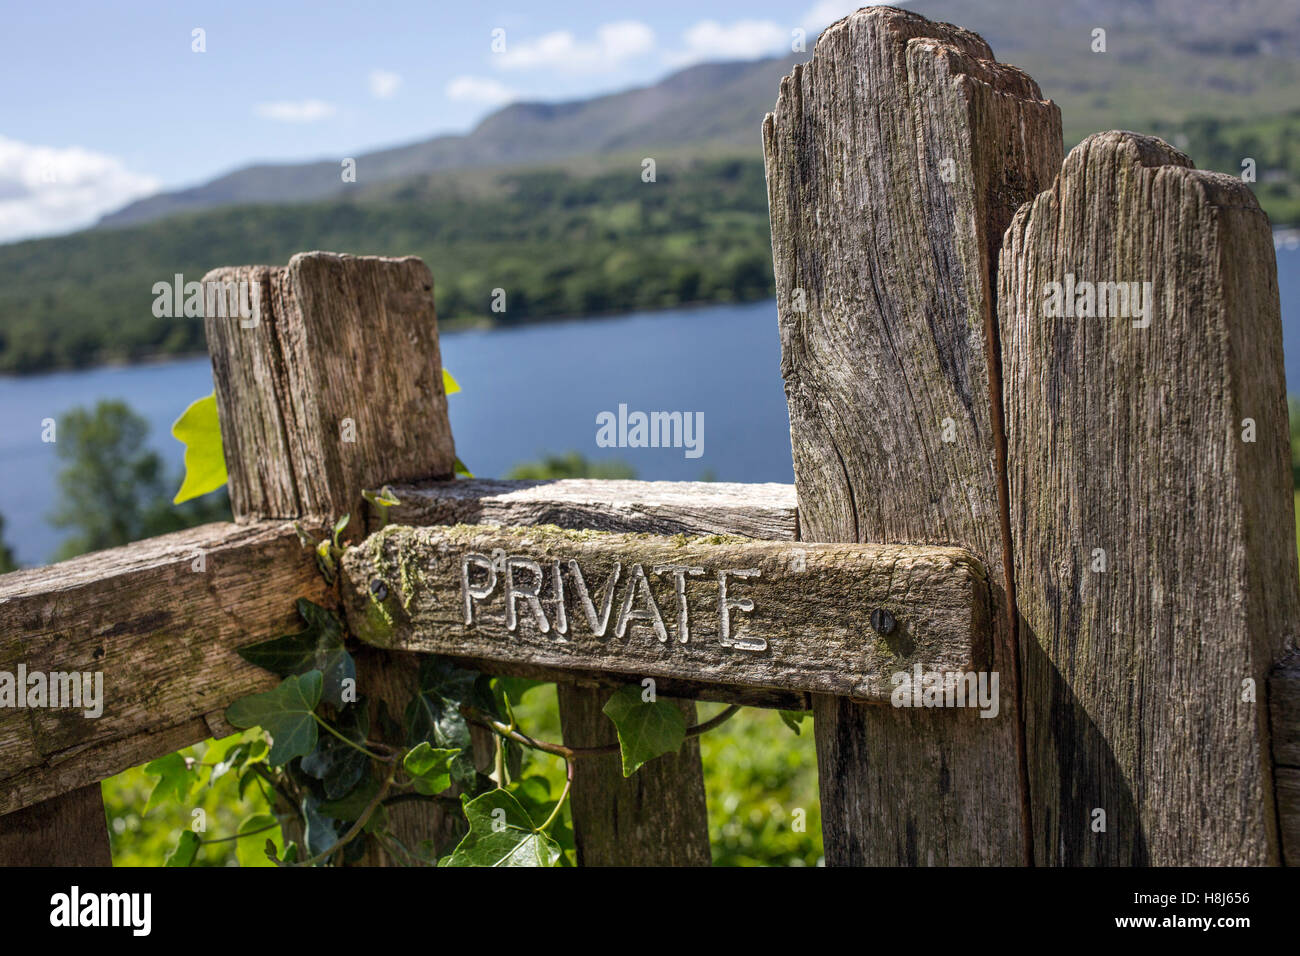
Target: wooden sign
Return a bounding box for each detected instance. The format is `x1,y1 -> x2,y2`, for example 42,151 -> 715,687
340,524 -> 990,701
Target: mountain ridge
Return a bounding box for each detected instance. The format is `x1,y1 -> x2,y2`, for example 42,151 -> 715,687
98,54 -> 803,228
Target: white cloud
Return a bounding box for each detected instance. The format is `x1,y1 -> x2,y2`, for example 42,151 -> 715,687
0,136 -> 161,242
496,21 -> 655,73
669,19 -> 787,65
446,75 -> 518,106
369,69 -> 402,99
253,99 -> 336,122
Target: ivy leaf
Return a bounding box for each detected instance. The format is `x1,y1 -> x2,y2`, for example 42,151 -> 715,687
495,676 -> 546,707
164,830 -> 200,867
602,685 -> 687,777
442,790 -> 560,867
224,671 -> 323,766
208,729 -> 268,786
144,752 -> 193,814
302,793 -> 339,860
236,813 -> 281,868
318,776 -> 381,821
171,393 -> 228,504
442,368 -> 461,395
403,743 -> 461,796
301,701 -> 370,799
507,776 -> 574,857
236,599 -> 355,708
405,657 -> 479,785
779,710 -> 810,735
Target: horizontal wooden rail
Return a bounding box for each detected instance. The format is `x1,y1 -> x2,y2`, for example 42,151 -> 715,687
386,478 -> 798,539
341,523 -> 992,704
0,521 -> 328,815
0,480 -> 802,816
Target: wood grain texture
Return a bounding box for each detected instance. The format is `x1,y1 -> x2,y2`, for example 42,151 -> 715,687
204,252 -> 455,525
388,479 -> 798,540
0,521 -> 328,815
389,476 -> 801,866
1001,130 -> 1298,864
0,784 -> 111,866
1269,654 -> 1300,864
763,5 -> 1062,864
340,524 -> 990,701
557,684 -> 710,866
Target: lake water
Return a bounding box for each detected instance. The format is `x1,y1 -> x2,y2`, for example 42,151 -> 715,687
2,234 -> 1297,568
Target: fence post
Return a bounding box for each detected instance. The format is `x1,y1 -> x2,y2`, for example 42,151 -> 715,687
0,783 -> 111,866
204,251 -> 465,863
557,685 -> 711,866
763,7 -> 1062,864
1000,131 -> 1299,864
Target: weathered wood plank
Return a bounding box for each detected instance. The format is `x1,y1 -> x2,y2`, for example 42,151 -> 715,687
1271,653 -> 1300,764
1268,654 -> 1300,863
556,684 -> 711,866
0,783 -> 111,866
340,524 -> 990,702
763,5 -> 1062,864
1277,767 -> 1300,866
389,479 -> 797,540
387,475 -> 802,864
0,521 -> 328,815
1001,130 -> 1298,864
204,252 -> 456,524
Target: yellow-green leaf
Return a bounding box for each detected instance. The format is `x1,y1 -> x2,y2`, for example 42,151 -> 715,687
172,393 -> 228,503
442,369 -> 461,395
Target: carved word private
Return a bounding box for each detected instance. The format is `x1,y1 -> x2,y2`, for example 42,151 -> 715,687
461,552 -> 764,651
1042,273 -> 1153,328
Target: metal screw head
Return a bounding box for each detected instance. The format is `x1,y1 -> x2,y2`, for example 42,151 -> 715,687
870,607 -> 897,636
370,579 -> 388,602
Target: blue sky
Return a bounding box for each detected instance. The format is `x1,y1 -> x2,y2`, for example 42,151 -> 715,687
0,0 -> 867,242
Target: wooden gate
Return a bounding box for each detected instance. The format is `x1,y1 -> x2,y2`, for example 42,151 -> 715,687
2,6 -> 1296,866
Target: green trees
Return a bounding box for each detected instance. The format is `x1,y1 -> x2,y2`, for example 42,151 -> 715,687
49,400 -> 229,560
0,516 -> 16,573
506,451 -> 635,480
0,157 -> 776,373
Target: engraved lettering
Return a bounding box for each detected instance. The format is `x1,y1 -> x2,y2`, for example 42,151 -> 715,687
615,563 -> 668,642
653,564 -> 703,643
504,557 -> 549,633
718,568 -> 763,651
462,552 -> 497,625
569,559 -> 620,638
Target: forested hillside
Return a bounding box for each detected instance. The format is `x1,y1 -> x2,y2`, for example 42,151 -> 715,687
0,156 -> 772,372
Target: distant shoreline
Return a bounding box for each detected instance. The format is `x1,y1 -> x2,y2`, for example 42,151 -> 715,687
0,294 -> 778,380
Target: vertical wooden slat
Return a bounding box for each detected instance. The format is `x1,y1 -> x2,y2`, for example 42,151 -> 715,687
204,252 -> 455,524
1001,131 -> 1298,865
557,685 -> 710,866
0,783 -> 111,865
763,6 -> 1062,865
205,252 -> 459,864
